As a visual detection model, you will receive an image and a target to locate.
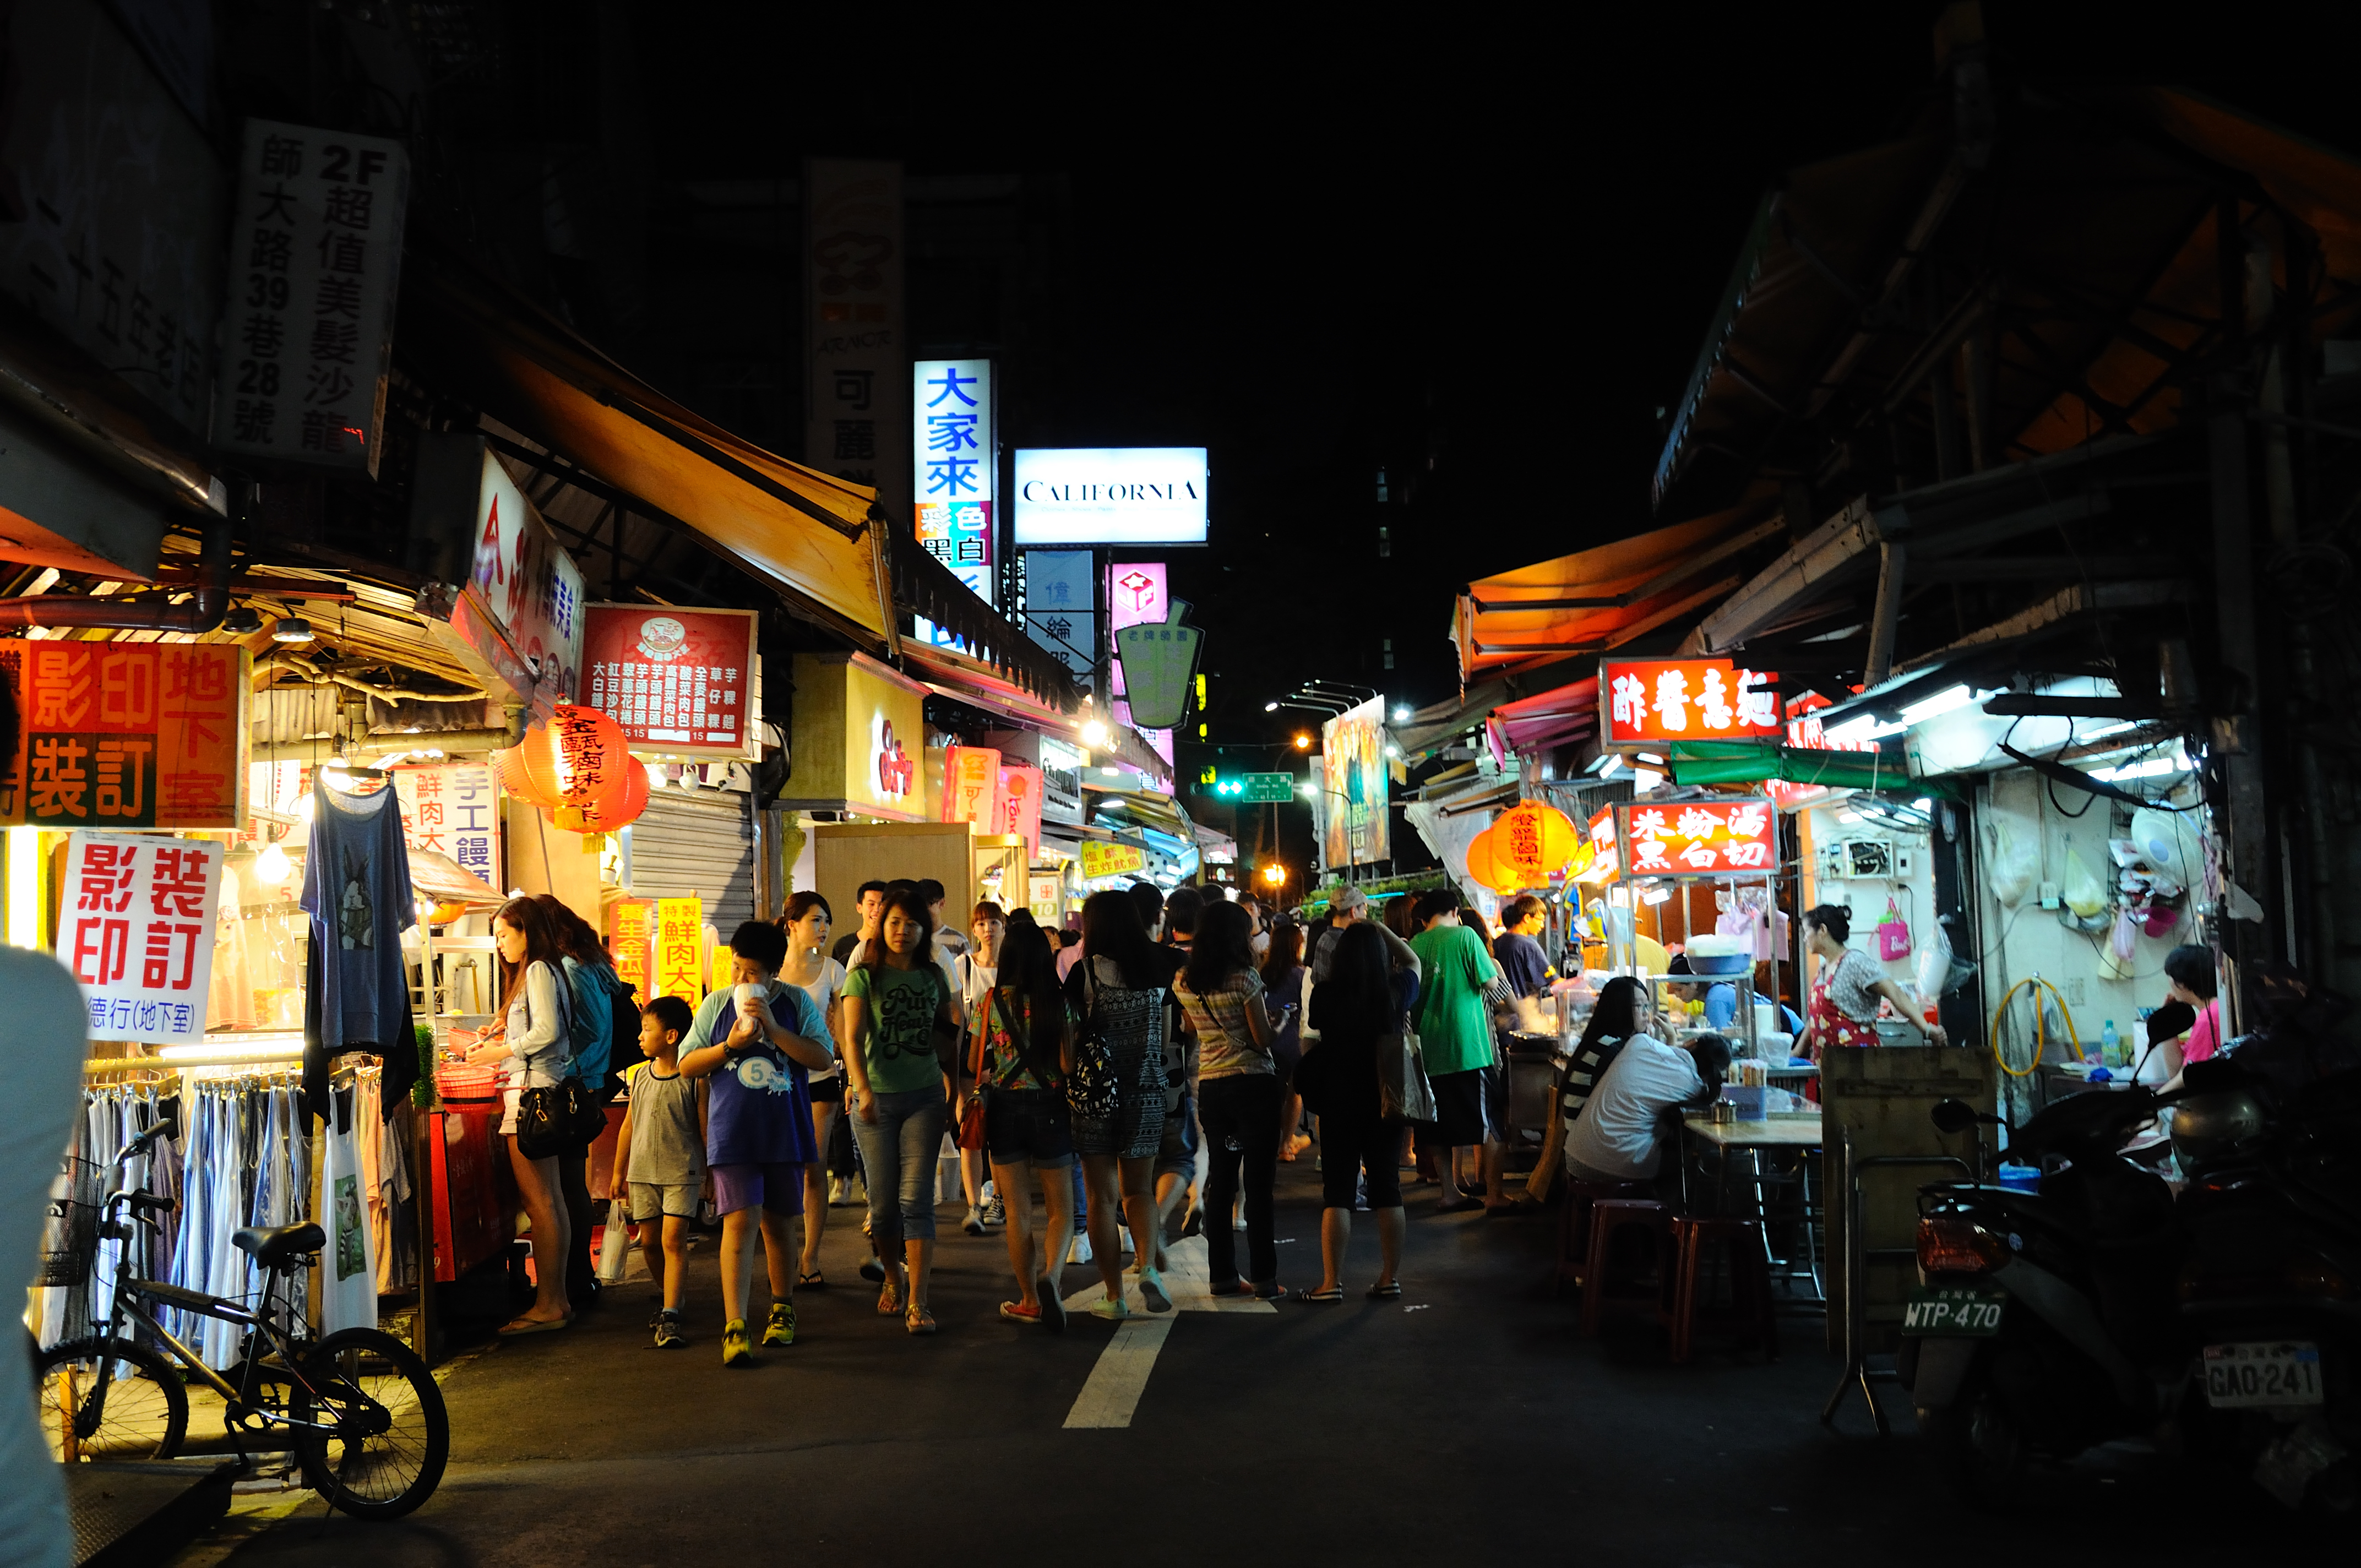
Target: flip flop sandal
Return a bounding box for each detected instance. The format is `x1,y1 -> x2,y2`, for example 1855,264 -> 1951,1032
877,1280 -> 904,1316
1367,1282 -> 1403,1300
498,1314 -> 569,1337
906,1306 -> 938,1335
1301,1287 -> 1345,1304
798,1271 -> 828,1289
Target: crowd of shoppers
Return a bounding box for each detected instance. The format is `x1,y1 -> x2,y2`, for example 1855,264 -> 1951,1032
509,868 -> 1754,1364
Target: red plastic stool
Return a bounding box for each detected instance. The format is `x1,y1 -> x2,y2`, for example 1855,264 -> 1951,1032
1577,1199 -> 1670,1336
1554,1180 -> 1653,1297
1663,1216 -> 1778,1364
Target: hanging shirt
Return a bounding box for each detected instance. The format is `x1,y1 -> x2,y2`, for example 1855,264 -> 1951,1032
320,1084 -> 377,1334
299,781 -> 416,1048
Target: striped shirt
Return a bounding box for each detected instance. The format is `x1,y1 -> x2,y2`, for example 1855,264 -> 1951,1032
1560,1033 -> 1629,1137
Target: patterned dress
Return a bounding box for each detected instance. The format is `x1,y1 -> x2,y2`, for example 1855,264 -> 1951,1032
1069,955 -> 1168,1159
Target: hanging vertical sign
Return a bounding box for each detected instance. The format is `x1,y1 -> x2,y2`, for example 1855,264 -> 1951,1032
211,118 -> 409,475
998,764 -> 1043,857
1028,872 -> 1063,925
1020,549 -> 1097,679
393,764 -> 502,891
804,158 -> 905,516
913,358 -> 995,647
57,830 -> 223,1043
608,897 -> 653,1003
654,895 -> 704,1004
940,745 -> 1002,827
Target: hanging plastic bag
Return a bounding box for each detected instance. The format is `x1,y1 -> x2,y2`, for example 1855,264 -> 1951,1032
2061,843 -> 2107,918
597,1199 -> 630,1284
1988,818 -> 2038,907
1914,916 -> 1955,1000
1876,895 -> 1912,960
2098,906 -> 2140,981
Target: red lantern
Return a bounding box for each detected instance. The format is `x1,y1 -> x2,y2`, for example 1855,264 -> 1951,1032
555,752 -> 650,832
1492,800 -> 1582,886
499,706 -> 632,814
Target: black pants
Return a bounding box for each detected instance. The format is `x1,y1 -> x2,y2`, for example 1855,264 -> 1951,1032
1319,1103 -> 1405,1210
1200,1074 -> 1284,1287
559,1085 -> 617,1306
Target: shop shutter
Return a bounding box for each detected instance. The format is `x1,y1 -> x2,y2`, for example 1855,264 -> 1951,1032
627,786 -> 756,929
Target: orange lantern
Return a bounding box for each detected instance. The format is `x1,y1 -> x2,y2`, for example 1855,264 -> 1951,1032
1465,825 -> 1523,893
555,752 -> 650,832
500,706 -> 633,814
1492,800 -> 1582,886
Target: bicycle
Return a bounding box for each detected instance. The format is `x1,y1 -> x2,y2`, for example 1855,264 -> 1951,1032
31,1119 -> 450,1519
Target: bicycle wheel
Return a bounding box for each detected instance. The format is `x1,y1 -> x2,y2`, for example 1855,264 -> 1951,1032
285,1327 -> 448,1519
32,1336 -> 188,1462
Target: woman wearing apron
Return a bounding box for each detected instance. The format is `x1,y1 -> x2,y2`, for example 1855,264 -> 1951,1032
1800,904 -> 1946,1063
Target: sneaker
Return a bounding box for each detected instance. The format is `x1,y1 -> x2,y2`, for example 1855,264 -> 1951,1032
828,1177 -> 852,1207
982,1191 -> 1005,1226
721,1319 -> 753,1366
964,1207 -> 986,1237
651,1310 -> 684,1349
1068,1234 -> 1093,1266
647,1305 -> 668,1332
763,1300 -> 796,1347
1089,1294 -> 1131,1322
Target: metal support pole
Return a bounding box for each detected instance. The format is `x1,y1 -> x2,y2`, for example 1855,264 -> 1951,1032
1864,542 -> 1908,687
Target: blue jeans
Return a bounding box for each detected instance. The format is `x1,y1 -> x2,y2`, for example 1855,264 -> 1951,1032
851,1085 -> 946,1248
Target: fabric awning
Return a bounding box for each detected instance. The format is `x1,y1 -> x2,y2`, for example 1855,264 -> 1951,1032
1664,739 -> 1935,795
1451,509 -> 1782,681
1486,677 -> 1600,756
400,239 -> 889,645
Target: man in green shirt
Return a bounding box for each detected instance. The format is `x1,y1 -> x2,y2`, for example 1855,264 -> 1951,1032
1407,890 -> 1508,1214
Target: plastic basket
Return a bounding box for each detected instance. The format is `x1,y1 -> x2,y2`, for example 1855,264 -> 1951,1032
436,1064 -> 499,1104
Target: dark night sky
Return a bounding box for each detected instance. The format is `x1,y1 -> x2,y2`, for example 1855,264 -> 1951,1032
632,4 -> 2361,861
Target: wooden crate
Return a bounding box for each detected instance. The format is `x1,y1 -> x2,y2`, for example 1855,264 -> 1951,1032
1820,1045 -> 1994,1351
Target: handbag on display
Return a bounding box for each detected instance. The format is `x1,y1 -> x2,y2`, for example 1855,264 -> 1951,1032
1065,966 -> 1122,1121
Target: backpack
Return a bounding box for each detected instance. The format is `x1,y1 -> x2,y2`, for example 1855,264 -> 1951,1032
596,968 -> 638,1100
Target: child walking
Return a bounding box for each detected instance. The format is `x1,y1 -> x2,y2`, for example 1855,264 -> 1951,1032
610,996 -> 707,1348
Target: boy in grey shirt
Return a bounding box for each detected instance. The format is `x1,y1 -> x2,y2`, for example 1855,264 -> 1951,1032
611,995 -> 708,1348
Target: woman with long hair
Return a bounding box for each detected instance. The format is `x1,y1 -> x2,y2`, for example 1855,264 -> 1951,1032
1303,922 -> 1416,1300
956,901 -> 1009,1235
1261,917 -> 1310,1159
532,895 -> 616,1310
463,897 -> 575,1335
1065,889 -> 1179,1319
1560,974 -> 1647,1140
1174,900 -> 1286,1301
840,888 -> 960,1334
778,891 -> 845,1287
962,923 -> 1077,1327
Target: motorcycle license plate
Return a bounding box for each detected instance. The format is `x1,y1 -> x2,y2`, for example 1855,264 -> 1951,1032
1901,1286 -> 2005,1337
2202,1342 -> 2324,1408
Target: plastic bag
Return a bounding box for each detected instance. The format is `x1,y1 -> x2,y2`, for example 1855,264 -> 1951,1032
1914,917 -> 1955,1000
1988,818 -> 2038,907
2061,844 -> 2107,918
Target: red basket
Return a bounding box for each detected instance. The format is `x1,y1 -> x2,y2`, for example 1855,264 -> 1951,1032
435,1064 -> 498,1104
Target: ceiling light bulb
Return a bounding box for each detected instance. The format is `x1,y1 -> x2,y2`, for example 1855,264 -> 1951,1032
253,842 -> 291,886
271,616 -> 314,644
1264,701 -> 1279,712
1081,719 -> 1109,746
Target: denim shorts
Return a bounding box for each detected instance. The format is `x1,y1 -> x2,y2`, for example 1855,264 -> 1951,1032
1155,1091 -> 1198,1178
983,1086 -> 1075,1170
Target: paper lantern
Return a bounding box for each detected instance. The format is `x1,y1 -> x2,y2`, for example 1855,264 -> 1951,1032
501,706 -> 633,814
1493,800 -> 1582,886
1466,825 -> 1526,894
553,747 -> 651,832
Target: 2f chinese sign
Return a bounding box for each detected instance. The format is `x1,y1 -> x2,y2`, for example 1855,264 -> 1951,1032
58,832 -> 222,1043
1620,799 -> 1776,876
211,118 -> 409,474
5,643 -> 248,827
1600,660 -> 1780,745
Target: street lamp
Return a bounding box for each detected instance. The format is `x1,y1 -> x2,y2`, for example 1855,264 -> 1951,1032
1080,718 -> 1109,747
1260,863 -> 1287,888
1293,732 -> 1313,750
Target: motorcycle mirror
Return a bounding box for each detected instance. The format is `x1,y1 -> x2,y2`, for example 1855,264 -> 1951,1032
1930,1097 -> 1981,1135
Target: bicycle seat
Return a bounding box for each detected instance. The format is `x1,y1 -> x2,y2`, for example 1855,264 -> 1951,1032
233,1222 -> 324,1267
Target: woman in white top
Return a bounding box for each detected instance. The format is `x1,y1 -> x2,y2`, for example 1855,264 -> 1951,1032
463,897 -> 576,1335
955,901 -> 1007,1234
780,891 -> 846,1287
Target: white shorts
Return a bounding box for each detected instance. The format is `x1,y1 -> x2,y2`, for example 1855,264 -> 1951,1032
500,1086 -> 522,1136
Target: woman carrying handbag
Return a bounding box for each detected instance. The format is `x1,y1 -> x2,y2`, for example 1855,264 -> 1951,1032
958,924 -> 1078,1329
460,897 -> 576,1336
1301,923 -> 1419,1303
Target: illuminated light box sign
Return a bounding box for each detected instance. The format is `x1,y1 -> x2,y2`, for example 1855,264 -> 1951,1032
1013,448 -> 1208,546
1600,659 -> 1780,745
1621,798 -> 1775,876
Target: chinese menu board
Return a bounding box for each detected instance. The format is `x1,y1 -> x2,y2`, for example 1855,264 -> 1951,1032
58,831 -> 224,1044
655,896 -> 704,1003
609,899 -> 652,1003
1079,840 -> 1145,880
211,117 -> 409,474
1601,660 -> 1781,745
2,643 -> 248,827
392,765 -> 502,890
584,604 -> 760,759
1619,799 -> 1776,876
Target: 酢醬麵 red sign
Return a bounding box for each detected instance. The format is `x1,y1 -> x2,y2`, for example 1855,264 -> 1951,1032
1622,799 -> 1776,875
1600,660 -> 1780,745
583,605 -> 760,759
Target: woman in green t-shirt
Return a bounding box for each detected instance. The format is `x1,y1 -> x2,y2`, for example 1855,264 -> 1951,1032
841,889 -> 960,1335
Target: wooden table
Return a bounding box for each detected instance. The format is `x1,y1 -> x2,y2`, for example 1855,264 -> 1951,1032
1680,1115 -> 1828,1308
1683,1113 -> 1825,1150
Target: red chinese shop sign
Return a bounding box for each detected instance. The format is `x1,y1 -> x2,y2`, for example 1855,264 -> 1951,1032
1620,798 -> 1776,876
1,643 -> 248,827
583,605 -> 760,759
1600,659 -> 1780,745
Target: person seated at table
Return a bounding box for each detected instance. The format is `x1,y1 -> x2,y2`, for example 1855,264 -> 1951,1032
1563,1028 -> 1733,1201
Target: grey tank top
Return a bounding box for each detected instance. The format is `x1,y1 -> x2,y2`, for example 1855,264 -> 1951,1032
628,1069 -> 706,1185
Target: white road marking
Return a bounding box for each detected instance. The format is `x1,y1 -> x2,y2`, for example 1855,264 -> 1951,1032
1058,1234 -> 1275,1428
